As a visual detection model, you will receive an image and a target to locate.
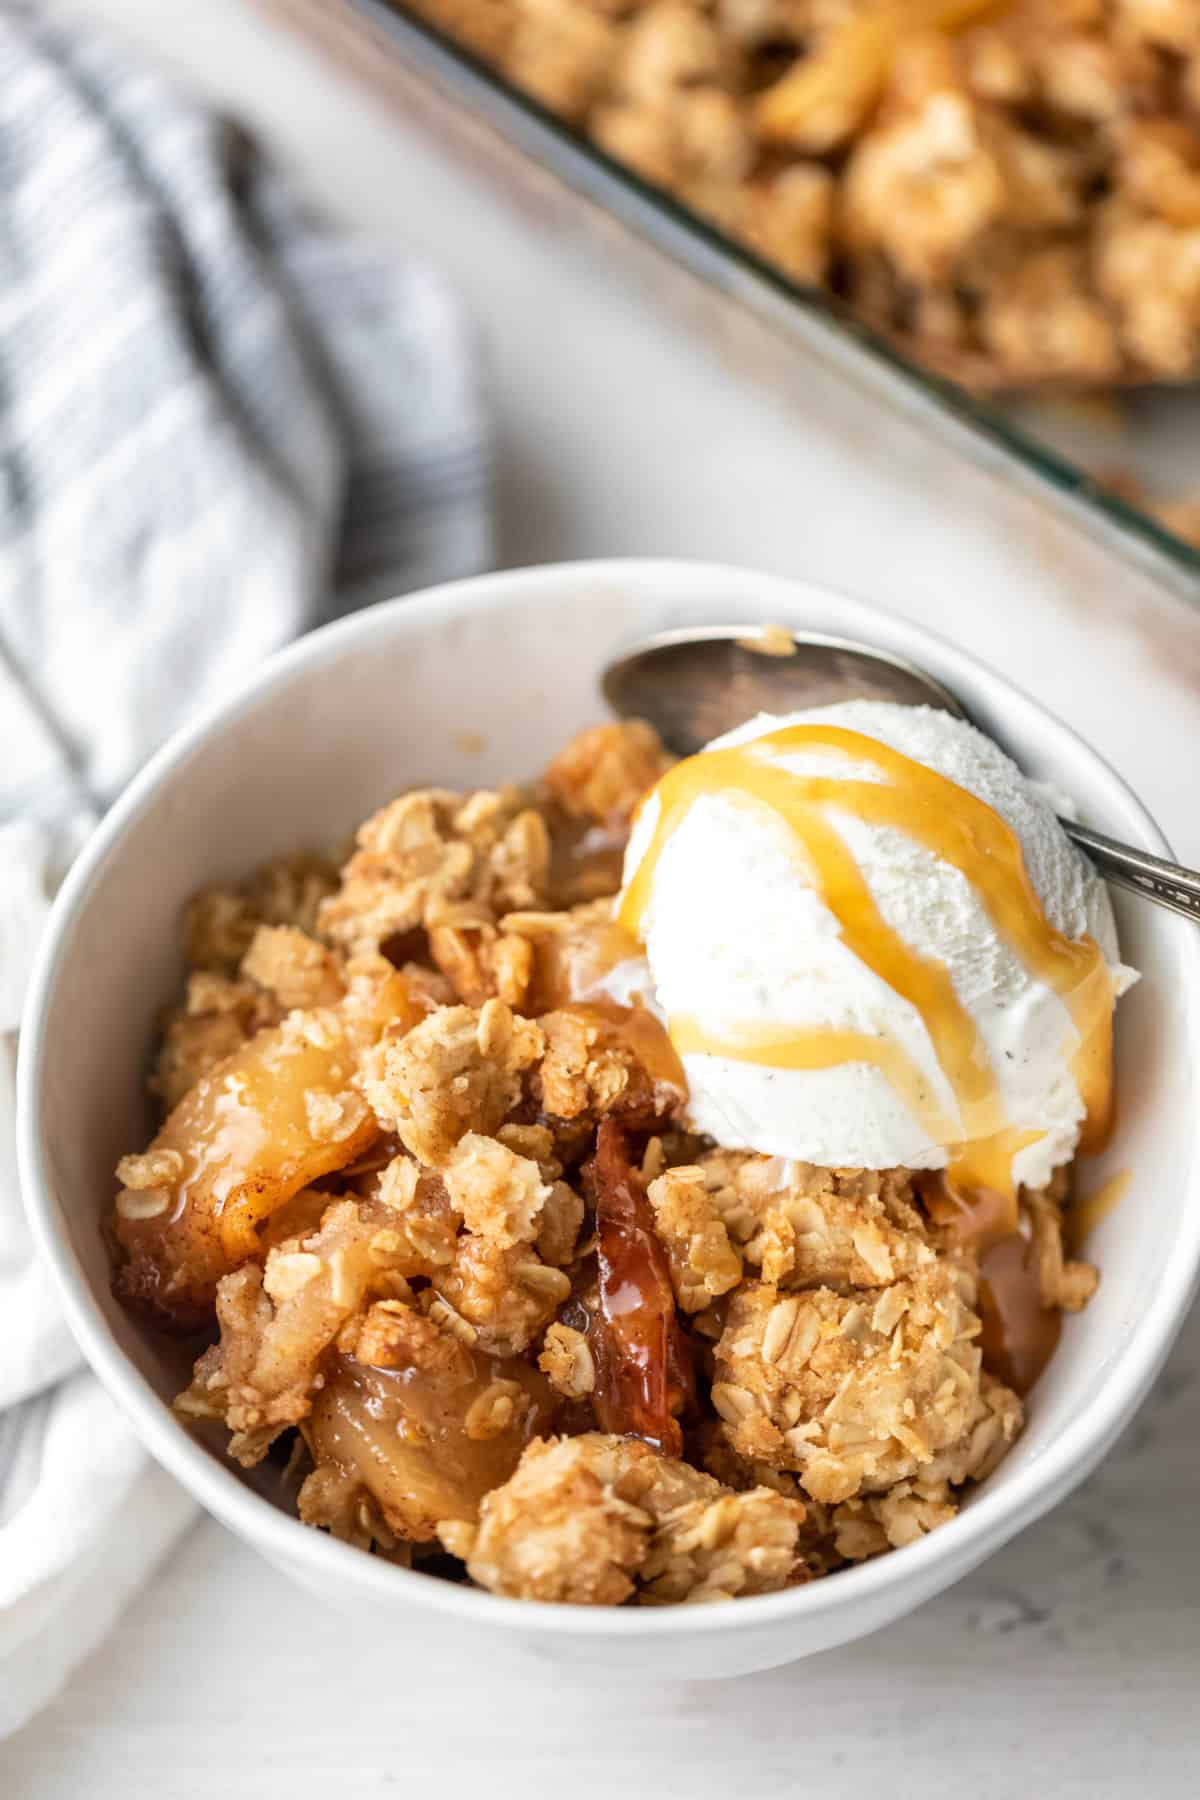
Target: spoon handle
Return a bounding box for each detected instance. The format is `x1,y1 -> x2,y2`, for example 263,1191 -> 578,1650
1065,821 -> 1200,923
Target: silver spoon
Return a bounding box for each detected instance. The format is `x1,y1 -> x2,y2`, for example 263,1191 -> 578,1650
602,623 -> 1200,924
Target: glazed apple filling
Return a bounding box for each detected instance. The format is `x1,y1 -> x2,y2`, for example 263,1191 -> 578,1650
109,721 -> 1100,1604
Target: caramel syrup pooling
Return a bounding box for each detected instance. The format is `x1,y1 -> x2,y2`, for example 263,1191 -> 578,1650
619,724 -> 1116,1206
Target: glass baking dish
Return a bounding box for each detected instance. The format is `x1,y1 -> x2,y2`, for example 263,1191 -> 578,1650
264,0 -> 1200,604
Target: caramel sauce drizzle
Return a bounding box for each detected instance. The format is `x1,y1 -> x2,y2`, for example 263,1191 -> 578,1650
619,724 -> 1115,1203
668,1015 -> 958,1147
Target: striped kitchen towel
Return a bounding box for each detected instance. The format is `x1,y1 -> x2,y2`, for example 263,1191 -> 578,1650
0,0 -> 491,1736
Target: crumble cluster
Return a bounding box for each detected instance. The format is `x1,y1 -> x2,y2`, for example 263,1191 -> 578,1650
110,718 -> 1097,1606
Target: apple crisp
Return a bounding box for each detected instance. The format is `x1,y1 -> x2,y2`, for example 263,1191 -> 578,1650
396,0 -> 1200,393
110,719 -> 1098,1605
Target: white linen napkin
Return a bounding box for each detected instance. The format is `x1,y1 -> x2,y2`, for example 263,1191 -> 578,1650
0,1 -> 491,1737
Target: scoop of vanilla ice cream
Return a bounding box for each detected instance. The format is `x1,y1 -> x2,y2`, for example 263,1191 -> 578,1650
614,702 -> 1137,1189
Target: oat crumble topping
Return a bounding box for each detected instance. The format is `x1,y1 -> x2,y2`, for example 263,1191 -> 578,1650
108,718 -> 1096,1605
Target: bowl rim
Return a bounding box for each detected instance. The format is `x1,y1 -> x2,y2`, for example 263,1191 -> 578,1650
18,556 -> 1200,1639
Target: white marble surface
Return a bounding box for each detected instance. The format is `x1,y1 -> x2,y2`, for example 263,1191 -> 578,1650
9,0 -> 1200,1791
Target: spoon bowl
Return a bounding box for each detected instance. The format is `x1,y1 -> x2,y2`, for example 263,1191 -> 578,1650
602,623 -> 969,754
603,622 -> 1200,924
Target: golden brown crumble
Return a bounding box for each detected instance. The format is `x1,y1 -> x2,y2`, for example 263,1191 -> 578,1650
319,787 -> 550,957
534,1180 -> 585,1266
640,1482 -> 806,1605
400,0 -> 1200,398
361,1001 -> 544,1166
186,852 -> 337,973
429,916 -> 534,1009
431,1232 -> 571,1356
698,1152 -> 934,1289
240,924 -> 345,1012
442,1433 -> 806,1603
831,1478 -> 959,1559
535,1003 -> 683,1124
337,952 -> 452,1052
713,1264 -> 1021,1504
542,720 -> 675,827
645,1164 -> 744,1312
174,1195 -> 436,1463
439,1434 -> 652,1604
372,1155 -> 462,1269
441,1132 -> 553,1247
539,1321 -> 597,1398
109,719 -> 1091,1606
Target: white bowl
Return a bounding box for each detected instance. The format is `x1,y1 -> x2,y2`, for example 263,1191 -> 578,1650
18,561 -> 1200,1680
